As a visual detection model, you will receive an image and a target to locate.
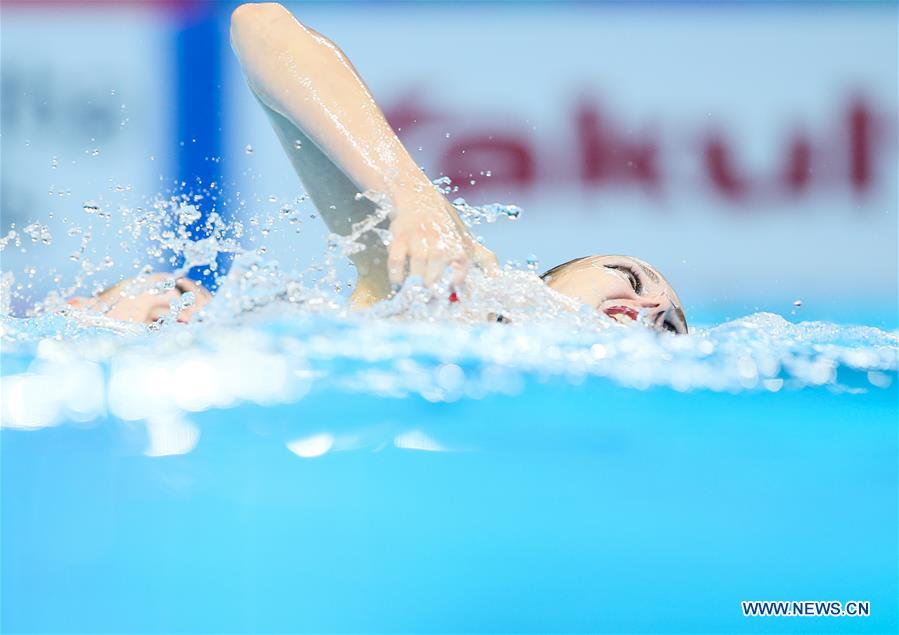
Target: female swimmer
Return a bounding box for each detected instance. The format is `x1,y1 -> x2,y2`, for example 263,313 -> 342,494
70,2 -> 687,334
231,2 -> 686,332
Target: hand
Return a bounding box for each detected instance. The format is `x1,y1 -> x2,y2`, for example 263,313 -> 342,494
68,274 -> 212,324
386,193 -> 472,290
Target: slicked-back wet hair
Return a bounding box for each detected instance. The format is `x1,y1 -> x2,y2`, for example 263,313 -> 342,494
540,257 -> 588,283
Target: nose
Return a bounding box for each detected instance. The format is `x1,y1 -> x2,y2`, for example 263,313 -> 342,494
637,294 -> 676,328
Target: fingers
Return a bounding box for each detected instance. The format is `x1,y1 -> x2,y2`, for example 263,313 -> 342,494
450,256 -> 469,289
424,250 -> 447,287
472,243 -> 500,275
387,221 -> 472,293
398,243 -> 469,290
171,277 -> 212,324
387,239 -> 408,287
146,303 -> 170,324
408,240 -> 428,283
174,277 -> 206,297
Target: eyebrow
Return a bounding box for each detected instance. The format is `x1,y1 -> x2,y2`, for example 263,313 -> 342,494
638,264 -> 660,283
539,256 -> 589,281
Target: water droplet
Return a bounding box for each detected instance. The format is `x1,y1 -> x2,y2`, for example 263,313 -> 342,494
181,236 -> 220,268
83,201 -> 100,214
23,223 -> 52,245
793,299 -> 803,307
244,144 -> 254,154
180,291 -> 196,308
293,139 -> 303,150
177,203 -> 202,225
90,148 -> 100,157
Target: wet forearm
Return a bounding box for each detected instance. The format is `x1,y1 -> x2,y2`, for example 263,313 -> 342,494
230,3 -> 432,203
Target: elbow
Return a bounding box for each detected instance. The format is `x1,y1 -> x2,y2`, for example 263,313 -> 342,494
231,3 -> 337,55
231,2 -> 289,26
231,2 -> 291,59
231,3 -> 291,44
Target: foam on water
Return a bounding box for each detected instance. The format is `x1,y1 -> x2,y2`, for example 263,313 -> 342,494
2,178 -> 897,436
2,300 -> 896,432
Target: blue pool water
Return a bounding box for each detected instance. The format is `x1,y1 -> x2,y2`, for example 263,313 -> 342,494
1,306 -> 897,633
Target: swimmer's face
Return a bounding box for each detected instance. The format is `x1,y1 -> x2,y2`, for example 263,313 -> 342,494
542,255 -> 687,334
68,274 -> 212,324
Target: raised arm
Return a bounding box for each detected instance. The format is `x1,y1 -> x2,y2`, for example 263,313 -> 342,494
230,2 -> 495,306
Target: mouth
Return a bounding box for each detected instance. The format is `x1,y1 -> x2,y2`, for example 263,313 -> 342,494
603,305 -> 639,323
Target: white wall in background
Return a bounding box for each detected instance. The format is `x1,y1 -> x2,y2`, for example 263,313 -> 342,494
1,6 -> 173,308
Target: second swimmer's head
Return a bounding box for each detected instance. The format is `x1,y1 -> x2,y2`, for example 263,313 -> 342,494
541,255 -> 687,334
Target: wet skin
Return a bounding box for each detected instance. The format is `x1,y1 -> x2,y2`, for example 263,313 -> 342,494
68,274 -> 212,324
542,256 -> 687,334
68,3 -> 688,333
229,3 -> 688,332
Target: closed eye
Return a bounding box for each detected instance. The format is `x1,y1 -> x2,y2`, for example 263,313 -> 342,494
605,265 -> 643,294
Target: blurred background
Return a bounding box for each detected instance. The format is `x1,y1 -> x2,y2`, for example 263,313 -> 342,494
2,0 -> 896,326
